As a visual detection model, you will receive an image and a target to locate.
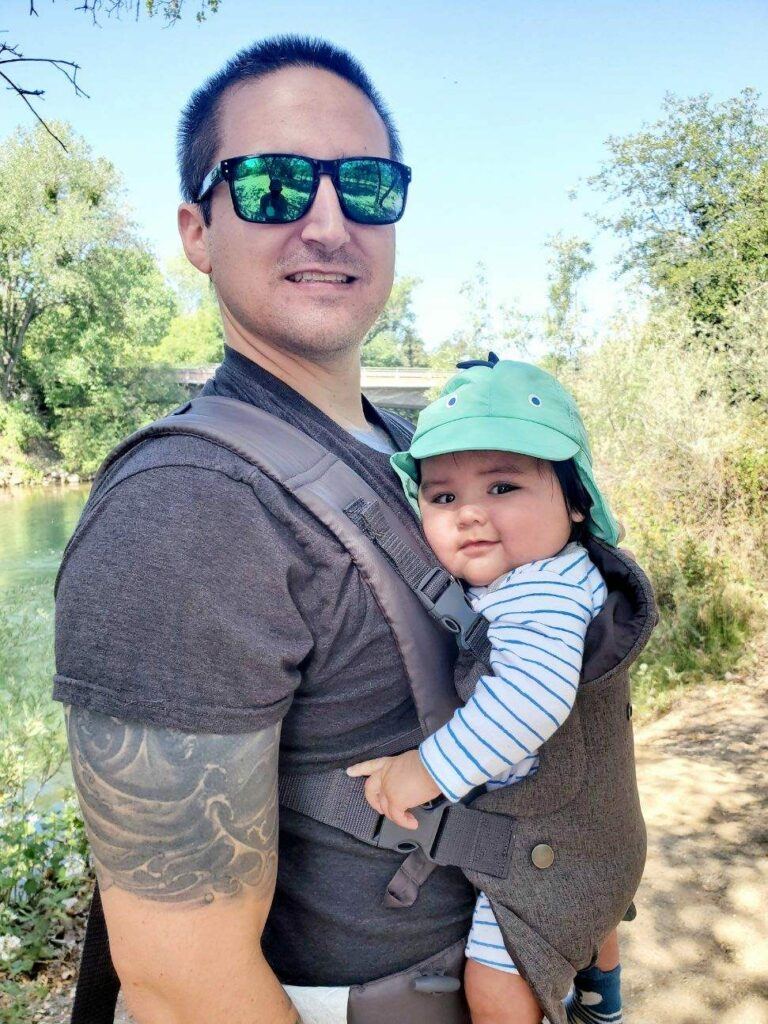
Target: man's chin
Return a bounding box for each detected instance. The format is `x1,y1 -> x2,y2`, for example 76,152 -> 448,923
267,317 -> 369,361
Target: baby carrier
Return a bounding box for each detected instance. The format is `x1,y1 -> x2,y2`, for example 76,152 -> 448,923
69,395 -> 656,1024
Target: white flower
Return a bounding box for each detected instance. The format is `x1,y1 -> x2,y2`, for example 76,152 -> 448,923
62,897 -> 79,912
61,852 -> 86,878
0,934 -> 22,960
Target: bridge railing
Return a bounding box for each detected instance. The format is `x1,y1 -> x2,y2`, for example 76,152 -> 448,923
175,365 -> 451,389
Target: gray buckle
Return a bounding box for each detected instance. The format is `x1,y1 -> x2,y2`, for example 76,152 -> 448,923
374,799 -> 450,861
415,568 -> 483,650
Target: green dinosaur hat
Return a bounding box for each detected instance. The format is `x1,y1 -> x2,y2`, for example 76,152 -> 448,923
390,354 -> 620,545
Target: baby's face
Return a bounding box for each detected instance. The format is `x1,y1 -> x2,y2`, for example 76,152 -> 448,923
418,450 -> 582,586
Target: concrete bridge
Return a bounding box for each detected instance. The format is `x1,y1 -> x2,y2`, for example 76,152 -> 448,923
176,365 -> 451,411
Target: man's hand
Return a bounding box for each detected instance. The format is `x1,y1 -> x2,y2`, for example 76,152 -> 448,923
346,749 -> 442,830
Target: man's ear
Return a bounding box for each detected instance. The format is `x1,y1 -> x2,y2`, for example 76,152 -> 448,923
178,203 -> 212,275
571,509 -> 586,523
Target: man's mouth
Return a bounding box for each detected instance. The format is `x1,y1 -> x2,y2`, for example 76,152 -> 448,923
285,271 -> 356,284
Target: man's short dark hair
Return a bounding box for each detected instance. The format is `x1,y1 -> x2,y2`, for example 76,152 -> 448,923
177,35 -> 402,225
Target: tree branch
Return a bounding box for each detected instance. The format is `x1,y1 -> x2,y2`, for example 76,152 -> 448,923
0,42 -> 89,151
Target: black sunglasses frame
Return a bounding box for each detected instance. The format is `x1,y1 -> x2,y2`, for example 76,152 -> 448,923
196,153 -> 412,225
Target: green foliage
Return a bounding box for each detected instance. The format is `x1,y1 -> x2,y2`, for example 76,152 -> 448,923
428,264 -> 534,370
0,586 -> 66,806
21,244 -> 182,475
0,401 -> 48,485
0,122 -> 183,478
0,122 -> 129,400
0,800 -> 91,980
589,89 -> 768,326
363,276 -> 427,367
561,304 -> 767,712
0,585 -> 91,999
152,256 -> 224,366
543,234 -> 594,367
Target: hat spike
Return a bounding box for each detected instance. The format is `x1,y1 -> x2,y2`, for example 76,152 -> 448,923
456,351 -> 500,370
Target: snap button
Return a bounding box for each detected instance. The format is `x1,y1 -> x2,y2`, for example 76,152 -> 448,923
626,703 -> 633,719
531,844 -> 555,869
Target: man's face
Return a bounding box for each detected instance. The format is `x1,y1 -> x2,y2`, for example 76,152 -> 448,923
196,67 -> 396,362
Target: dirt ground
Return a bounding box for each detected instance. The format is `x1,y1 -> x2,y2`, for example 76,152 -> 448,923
622,668 -> 768,1023
32,670 -> 768,1024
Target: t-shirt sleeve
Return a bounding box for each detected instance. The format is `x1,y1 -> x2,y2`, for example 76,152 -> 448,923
53,463 -> 315,734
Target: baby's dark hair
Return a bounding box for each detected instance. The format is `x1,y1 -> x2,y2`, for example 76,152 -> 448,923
550,458 -> 593,545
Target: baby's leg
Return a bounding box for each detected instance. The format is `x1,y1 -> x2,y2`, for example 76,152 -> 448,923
464,893 -> 543,1024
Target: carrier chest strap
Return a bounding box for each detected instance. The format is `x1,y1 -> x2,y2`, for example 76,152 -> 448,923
279,769 -> 514,878
344,497 -> 492,665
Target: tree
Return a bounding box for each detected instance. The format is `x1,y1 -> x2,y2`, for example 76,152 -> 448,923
362,276 -> 427,367
0,120 -> 182,475
23,243 -> 180,474
589,89 -> 768,326
428,264 -> 497,370
150,255 -> 224,366
0,121 -> 131,399
543,234 -> 594,367
3,1 -> 222,147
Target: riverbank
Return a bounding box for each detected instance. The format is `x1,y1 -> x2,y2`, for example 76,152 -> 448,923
0,460 -> 86,489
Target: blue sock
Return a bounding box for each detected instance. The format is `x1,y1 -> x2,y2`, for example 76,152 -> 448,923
564,963 -> 622,1023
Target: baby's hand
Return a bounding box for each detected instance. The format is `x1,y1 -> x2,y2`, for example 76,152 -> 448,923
346,749 -> 442,830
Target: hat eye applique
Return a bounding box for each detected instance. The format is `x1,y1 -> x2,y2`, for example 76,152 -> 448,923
446,395 -> 458,408
528,394 -> 542,407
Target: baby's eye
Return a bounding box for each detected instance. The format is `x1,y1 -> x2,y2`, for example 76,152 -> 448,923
489,482 -> 518,495
433,492 -> 455,504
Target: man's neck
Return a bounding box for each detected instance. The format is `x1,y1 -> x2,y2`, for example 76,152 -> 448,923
224,333 -> 369,431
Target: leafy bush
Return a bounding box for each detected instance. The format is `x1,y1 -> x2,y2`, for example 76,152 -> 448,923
0,401 -> 48,485
0,799 -> 91,979
561,304 -> 767,712
0,586 -> 91,997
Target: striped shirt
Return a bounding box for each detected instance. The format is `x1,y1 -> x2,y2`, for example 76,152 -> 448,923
419,542 -> 607,802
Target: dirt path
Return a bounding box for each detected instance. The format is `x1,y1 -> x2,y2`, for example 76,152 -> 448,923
622,669 -> 768,1023
33,671 -> 768,1024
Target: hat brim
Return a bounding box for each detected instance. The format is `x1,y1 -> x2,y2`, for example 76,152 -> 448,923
409,416 -> 579,464
391,418 -> 621,546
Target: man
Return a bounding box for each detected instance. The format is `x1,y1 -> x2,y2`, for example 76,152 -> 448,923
54,36 -> 476,1024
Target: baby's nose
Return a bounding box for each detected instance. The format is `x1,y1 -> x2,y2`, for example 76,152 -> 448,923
457,503 -> 486,525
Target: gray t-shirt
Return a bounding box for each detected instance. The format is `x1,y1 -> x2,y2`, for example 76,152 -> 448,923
54,348 -> 475,985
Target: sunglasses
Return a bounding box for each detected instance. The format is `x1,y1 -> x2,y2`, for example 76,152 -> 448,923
196,153 -> 412,226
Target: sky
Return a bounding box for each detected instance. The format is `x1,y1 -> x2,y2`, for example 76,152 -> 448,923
3,0 -> 768,349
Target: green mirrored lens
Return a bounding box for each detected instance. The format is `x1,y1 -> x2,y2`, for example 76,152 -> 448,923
231,156 -> 314,222
338,159 -> 405,224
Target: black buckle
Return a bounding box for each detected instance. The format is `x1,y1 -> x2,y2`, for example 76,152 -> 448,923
415,568 -> 483,650
373,798 -> 450,861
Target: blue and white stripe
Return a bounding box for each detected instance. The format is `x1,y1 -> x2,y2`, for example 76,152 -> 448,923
419,542 -> 607,801
465,893 -> 519,973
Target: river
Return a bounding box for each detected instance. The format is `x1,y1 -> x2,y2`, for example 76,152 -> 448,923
0,485 -> 90,806
0,484 -> 90,595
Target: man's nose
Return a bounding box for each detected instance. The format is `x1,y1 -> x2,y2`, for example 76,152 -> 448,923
300,175 -> 351,251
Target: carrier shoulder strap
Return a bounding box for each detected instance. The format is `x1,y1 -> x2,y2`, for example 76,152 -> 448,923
87,396 -> 511,877
70,394 -> 516,1024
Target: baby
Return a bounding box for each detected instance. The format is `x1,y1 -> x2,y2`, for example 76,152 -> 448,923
348,356 -> 624,1024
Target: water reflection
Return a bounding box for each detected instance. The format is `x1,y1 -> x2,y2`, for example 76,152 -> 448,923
0,485 -> 89,592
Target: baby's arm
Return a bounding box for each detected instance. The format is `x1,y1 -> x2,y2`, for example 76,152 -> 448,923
419,565 -> 592,802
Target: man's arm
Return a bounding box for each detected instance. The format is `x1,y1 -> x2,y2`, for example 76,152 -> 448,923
66,705 -> 300,1024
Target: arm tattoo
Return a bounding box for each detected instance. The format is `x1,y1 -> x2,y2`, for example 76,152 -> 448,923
66,706 -> 279,905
